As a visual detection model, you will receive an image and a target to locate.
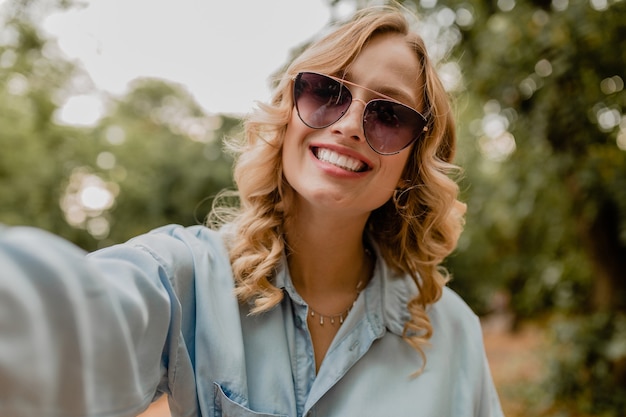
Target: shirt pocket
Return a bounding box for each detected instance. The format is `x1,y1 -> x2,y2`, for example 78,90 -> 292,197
213,383 -> 289,417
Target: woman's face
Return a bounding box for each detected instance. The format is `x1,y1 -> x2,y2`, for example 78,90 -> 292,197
282,32 -> 424,220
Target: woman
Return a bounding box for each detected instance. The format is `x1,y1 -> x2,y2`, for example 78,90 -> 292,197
0,6 -> 504,417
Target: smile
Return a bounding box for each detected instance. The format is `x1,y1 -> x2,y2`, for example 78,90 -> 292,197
312,147 -> 369,173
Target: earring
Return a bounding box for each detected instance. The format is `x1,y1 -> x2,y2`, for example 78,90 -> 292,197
393,183 -> 411,211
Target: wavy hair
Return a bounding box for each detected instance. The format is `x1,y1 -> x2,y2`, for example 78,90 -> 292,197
209,5 -> 466,370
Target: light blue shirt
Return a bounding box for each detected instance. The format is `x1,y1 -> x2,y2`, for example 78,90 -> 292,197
0,224 -> 504,417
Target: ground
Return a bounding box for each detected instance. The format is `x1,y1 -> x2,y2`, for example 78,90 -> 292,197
482,315 -> 548,417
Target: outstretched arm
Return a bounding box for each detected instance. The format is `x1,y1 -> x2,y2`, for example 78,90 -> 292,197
0,226 -> 178,417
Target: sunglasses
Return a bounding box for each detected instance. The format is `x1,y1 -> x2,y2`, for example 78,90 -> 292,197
293,72 -> 428,155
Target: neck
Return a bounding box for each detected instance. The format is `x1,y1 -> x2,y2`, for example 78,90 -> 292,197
284,209 -> 372,299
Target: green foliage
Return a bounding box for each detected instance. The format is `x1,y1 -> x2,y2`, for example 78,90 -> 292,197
439,2 -> 626,413
0,12 -> 87,233
0,1 -> 238,252
2,0 -> 626,413
546,313 -> 626,416
90,79 -> 239,249
429,0 -> 626,315
327,0 -> 626,413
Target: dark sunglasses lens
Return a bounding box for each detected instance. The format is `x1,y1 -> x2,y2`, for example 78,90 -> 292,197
294,73 -> 352,128
364,100 -> 427,154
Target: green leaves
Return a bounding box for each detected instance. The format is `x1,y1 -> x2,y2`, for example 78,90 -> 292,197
0,2 -> 238,251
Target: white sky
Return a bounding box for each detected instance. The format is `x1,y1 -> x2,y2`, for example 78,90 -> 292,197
40,0 -> 354,121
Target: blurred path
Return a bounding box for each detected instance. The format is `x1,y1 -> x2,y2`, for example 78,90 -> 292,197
482,314 -> 548,417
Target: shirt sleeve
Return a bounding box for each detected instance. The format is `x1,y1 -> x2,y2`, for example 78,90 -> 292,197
0,225 -> 195,417
473,323 -> 506,417
436,288 -> 506,417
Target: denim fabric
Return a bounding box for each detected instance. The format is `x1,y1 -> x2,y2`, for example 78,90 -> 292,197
0,224 -> 504,417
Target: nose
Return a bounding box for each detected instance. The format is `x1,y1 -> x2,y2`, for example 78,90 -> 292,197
330,98 -> 367,142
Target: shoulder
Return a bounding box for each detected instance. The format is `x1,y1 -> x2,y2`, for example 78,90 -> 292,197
434,286 -> 478,320
377,258 -> 479,337
89,224 -> 234,288
129,223 -> 224,250
428,286 -> 484,347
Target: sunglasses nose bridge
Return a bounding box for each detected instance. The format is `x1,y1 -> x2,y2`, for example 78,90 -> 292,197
328,96 -> 367,141
347,97 -> 367,120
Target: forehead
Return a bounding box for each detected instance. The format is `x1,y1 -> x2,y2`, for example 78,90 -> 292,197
344,32 -> 423,108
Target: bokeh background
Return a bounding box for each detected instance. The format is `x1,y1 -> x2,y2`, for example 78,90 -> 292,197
1,0 -> 625,416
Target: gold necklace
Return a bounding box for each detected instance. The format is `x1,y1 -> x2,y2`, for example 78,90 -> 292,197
308,280 -> 364,326
307,247 -> 372,326
309,291 -> 360,326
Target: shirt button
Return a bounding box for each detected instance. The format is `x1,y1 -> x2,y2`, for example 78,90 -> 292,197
294,315 -> 303,328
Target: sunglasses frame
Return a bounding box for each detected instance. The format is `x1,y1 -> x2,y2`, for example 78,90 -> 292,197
292,71 -> 429,155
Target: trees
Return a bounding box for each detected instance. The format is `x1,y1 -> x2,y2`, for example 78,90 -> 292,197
0,0 -> 88,237
3,0 -> 625,413
327,0 -> 625,413
89,78 -> 238,249
0,0 -> 238,252
333,0 -> 625,414
448,0 -> 626,315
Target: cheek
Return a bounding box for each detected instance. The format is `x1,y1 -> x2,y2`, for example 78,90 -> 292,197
382,152 -> 411,187
369,153 -> 411,209
281,129 -> 296,184
283,110 -> 312,153
282,112 -> 312,181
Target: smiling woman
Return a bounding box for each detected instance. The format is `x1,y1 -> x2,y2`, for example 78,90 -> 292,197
0,5 -> 503,417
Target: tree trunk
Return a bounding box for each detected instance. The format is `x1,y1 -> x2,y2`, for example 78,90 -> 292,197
579,200 -> 626,311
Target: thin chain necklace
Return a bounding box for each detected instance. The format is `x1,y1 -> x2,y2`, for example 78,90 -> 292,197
307,248 -> 372,326
308,279 -> 365,326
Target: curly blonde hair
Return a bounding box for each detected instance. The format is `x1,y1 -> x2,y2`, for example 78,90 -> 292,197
209,5 -> 465,369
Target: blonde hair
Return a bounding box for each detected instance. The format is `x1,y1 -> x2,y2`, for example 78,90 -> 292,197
210,5 -> 466,370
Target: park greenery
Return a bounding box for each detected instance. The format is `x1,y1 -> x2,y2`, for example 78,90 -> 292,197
0,0 -> 239,249
1,0 -> 625,415
362,0 -> 625,414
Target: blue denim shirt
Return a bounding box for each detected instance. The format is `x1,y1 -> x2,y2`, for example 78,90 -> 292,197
0,224 -> 504,417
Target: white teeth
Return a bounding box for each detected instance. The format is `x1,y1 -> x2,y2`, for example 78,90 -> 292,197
316,148 -> 365,172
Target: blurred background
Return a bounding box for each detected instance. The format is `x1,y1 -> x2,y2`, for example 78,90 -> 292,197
1,0 -> 625,416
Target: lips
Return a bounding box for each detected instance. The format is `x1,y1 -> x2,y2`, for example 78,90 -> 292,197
312,147 -> 370,172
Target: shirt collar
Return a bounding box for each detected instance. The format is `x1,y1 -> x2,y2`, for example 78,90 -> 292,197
367,241 -> 417,337
274,243 -> 417,338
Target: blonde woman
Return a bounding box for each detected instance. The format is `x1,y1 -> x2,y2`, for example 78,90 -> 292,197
0,6 -> 503,417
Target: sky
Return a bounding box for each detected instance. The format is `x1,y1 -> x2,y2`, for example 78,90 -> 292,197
39,0 -> 356,123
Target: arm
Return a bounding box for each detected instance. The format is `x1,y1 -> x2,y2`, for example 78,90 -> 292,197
0,226 -> 188,417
